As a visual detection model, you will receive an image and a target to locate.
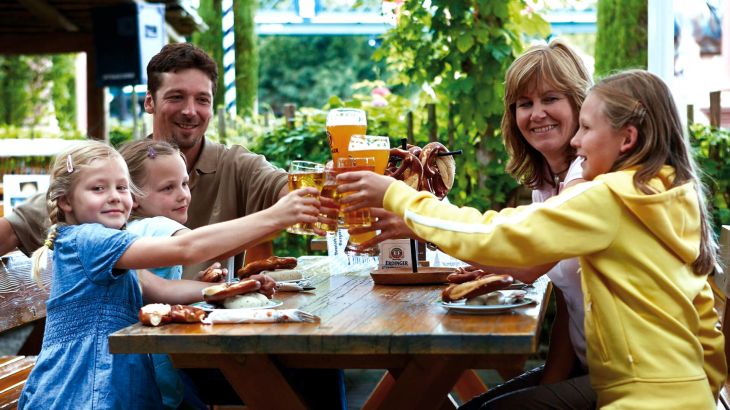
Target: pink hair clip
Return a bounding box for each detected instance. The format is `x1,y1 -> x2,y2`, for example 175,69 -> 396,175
147,146 -> 157,159
66,154 -> 74,173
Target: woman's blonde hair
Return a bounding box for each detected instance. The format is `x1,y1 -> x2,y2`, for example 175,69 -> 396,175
31,140 -> 133,283
118,139 -> 186,219
592,69 -> 716,275
502,39 -> 593,189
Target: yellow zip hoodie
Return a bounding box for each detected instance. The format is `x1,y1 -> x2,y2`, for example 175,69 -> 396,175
384,166 -> 726,409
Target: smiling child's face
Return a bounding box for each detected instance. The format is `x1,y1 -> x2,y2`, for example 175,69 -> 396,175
133,154 -> 191,224
571,93 -> 631,180
59,157 -> 133,229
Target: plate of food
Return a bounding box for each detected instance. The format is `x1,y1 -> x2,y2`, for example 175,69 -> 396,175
191,298 -> 283,312
197,276 -> 283,312
437,291 -> 535,315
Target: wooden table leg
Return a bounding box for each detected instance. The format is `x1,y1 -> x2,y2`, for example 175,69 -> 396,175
495,356 -> 527,381
375,355 -> 469,410
453,369 -> 488,403
172,354 -> 307,410
362,368 -> 403,410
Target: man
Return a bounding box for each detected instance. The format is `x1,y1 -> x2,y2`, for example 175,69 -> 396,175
0,42 -> 346,409
1,43 -> 288,279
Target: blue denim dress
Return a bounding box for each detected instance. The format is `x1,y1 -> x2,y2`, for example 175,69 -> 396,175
127,217 -> 186,409
19,224 -> 162,409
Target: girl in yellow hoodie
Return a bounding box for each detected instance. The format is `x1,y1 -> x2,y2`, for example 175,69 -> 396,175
337,70 -> 726,409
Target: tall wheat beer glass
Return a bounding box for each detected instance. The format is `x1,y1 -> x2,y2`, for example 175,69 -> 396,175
343,135 -> 391,255
286,160 -> 325,235
326,108 -> 367,168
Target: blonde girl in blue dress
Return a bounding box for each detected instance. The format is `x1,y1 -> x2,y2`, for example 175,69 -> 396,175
18,140 -> 319,409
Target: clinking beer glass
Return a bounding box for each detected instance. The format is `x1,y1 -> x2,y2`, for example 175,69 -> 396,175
287,160 -> 325,235
337,157 -> 375,253
326,108 -> 367,168
341,135 -> 391,255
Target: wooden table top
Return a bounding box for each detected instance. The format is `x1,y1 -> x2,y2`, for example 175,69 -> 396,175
0,251 -> 50,332
109,257 -> 551,357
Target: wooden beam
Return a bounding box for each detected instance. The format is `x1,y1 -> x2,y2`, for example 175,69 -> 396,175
17,0 -> 79,32
0,33 -> 92,54
85,49 -> 107,141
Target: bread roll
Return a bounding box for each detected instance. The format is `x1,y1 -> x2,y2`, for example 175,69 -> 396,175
465,292 -> 504,306
223,292 -> 271,309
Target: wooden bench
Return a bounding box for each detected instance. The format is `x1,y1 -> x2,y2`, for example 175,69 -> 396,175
0,252 -> 49,410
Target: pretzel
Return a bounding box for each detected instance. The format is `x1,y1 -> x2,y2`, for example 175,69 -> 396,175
386,147 -> 423,189
446,266 -> 490,284
420,142 -> 456,199
441,274 -> 513,303
202,279 -> 261,302
139,304 -> 206,327
199,265 -> 225,283
237,256 -> 297,279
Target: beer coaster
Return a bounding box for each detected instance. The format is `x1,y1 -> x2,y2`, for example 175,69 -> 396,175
370,267 -> 457,285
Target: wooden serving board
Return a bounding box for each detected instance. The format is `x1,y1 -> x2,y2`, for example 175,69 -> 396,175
370,267 -> 457,285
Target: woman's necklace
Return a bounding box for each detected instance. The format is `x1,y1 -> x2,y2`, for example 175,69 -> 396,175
551,164 -> 570,194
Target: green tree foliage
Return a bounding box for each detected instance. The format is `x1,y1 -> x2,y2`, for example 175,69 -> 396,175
192,0 -> 226,110
690,124 -> 730,231
375,0 -> 550,210
0,56 -> 33,125
594,0 -> 647,78
257,36 -> 387,115
234,0 -> 258,117
49,55 -> 77,130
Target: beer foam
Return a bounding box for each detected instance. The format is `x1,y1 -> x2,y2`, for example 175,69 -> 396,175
326,108 -> 367,126
349,134 -> 391,150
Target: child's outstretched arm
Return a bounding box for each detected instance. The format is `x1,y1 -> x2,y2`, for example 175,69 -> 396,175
137,269 -> 210,305
115,188 -> 320,270
137,269 -> 277,305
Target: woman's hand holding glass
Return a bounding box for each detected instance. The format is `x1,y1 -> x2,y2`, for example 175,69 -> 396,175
336,170 -> 396,211
345,207 -> 421,250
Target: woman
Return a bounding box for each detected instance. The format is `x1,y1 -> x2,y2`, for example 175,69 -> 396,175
351,39 -> 596,409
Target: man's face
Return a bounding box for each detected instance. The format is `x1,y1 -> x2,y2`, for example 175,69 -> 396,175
144,68 -> 214,151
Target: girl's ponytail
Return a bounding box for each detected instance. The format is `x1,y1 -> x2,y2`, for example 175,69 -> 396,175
31,195 -> 62,286
31,224 -> 58,286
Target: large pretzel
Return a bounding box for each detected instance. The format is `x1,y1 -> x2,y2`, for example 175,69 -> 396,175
420,142 -> 455,200
386,147 -> 423,190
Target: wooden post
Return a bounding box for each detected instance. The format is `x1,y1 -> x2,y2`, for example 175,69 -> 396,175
686,104 -> 694,129
427,103 -> 437,142
217,106 -> 227,145
710,91 -> 721,128
406,112 -> 414,145
283,103 -> 296,129
85,48 -> 106,141
447,103 -> 455,148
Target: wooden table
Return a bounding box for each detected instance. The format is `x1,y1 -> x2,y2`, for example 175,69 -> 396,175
109,257 -> 552,410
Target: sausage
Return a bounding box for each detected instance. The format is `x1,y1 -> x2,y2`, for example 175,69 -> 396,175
202,279 -> 261,302
169,305 -> 207,323
237,256 -> 297,279
441,274 -> 514,303
139,304 -> 206,326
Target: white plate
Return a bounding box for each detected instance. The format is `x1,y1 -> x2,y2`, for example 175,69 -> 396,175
191,299 -> 283,312
437,298 -> 535,315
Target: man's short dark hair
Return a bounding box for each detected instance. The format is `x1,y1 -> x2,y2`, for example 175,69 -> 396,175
147,42 -> 218,97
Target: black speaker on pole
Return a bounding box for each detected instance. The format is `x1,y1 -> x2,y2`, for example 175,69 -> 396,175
91,2 -> 166,87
